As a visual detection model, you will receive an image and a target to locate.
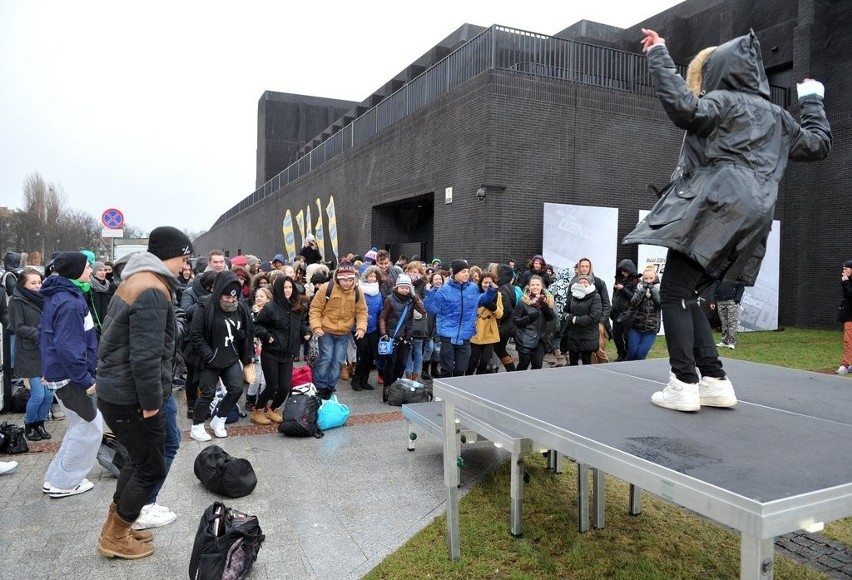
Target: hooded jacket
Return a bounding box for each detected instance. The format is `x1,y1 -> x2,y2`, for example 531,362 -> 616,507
624,33 -> 832,285
190,270 -> 254,369
495,265 -> 519,338
97,251 -> 179,410
630,277 -> 662,335
564,283 -> 603,353
512,290 -> 553,352
2,252 -> 20,297
39,274 -> 98,387
180,271 -> 214,320
254,276 -> 310,361
8,286 -> 43,377
611,259 -> 639,318
424,276 -> 497,345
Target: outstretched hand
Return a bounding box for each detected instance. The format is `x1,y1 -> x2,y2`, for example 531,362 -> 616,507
641,28 -> 665,53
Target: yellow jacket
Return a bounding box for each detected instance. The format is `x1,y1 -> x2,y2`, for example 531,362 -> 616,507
471,292 -> 503,345
309,281 -> 367,335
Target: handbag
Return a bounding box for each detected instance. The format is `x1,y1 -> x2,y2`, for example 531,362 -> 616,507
378,304 -> 410,356
242,363 -> 256,385
189,501 -> 265,580
615,308 -> 635,326
0,422 -> 29,454
317,395 -> 350,431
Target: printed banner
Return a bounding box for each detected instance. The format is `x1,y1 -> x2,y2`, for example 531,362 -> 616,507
542,203 -> 618,283
314,199 -> 325,260
325,195 -> 339,263
282,210 -> 296,263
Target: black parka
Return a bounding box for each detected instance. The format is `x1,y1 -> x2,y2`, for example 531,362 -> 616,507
624,33 -> 831,285
254,277 -> 310,362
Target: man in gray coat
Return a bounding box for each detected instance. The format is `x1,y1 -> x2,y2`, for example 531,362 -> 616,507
625,29 -> 832,412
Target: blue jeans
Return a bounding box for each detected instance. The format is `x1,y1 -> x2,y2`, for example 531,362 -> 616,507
146,393 -> 180,504
405,339 -> 424,374
314,333 -> 350,392
627,328 -> 658,361
24,376 -> 53,424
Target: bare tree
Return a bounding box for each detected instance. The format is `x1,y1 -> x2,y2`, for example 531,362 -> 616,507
57,209 -> 103,256
13,172 -> 67,258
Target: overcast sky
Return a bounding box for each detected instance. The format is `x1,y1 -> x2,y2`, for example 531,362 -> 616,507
0,0 -> 683,235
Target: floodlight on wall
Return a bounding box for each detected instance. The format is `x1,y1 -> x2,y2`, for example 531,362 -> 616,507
476,184 -> 506,201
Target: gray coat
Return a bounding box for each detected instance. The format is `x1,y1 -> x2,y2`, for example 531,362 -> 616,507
624,33 -> 831,285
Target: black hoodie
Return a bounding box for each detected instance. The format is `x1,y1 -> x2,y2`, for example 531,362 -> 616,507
190,270 -> 254,369
611,259 -> 639,317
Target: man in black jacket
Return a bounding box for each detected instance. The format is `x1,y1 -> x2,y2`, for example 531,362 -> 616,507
95,226 -> 192,560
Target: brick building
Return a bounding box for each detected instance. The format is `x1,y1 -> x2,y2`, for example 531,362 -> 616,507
196,0 -> 850,328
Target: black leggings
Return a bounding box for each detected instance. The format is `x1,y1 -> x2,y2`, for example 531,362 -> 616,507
467,343 -> 496,374
517,342 -> 545,370
568,351 -> 593,365
258,356 -> 294,410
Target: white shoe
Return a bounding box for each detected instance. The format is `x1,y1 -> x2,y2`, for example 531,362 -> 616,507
42,481 -> 51,493
50,403 -> 65,420
716,341 -> 727,348
0,461 -> 18,475
651,377 -> 700,412
210,416 -> 228,438
698,376 -> 737,408
47,478 -> 94,498
190,423 -> 212,442
133,503 -> 177,530
837,365 -> 849,375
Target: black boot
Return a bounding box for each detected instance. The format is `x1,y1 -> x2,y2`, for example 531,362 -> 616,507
430,362 -> 440,379
25,424 -> 42,442
421,361 -> 432,381
35,421 -> 52,440
245,394 -> 257,412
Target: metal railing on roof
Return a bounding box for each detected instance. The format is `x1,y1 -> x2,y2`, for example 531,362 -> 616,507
214,25 -> 786,226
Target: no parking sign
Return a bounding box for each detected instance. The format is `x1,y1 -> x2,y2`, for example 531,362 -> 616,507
101,208 -> 124,229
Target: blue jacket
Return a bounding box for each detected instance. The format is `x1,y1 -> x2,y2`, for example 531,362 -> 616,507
364,290 -> 383,334
39,275 -> 98,387
424,278 -> 496,345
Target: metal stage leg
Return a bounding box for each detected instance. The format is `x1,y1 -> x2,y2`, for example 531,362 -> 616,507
442,400 -> 461,560
741,534 -> 775,580
592,468 -> 605,529
510,453 -> 524,537
629,484 -> 642,515
577,463 -> 589,532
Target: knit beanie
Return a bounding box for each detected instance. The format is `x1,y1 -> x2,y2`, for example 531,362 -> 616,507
92,261 -> 105,272
845,260 -> 852,269
336,261 -> 357,279
451,259 -> 470,275
147,226 -> 193,261
53,252 -> 89,279
81,250 -> 96,265
579,275 -> 595,286
220,280 -> 241,298
364,247 -> 378,262
395,273 -> 413,290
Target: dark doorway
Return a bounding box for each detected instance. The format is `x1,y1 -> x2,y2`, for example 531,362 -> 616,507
372,192 -> 434,263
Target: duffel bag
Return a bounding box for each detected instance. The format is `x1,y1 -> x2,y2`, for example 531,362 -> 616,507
194,445 -> 258,498
189,501 -> 265,580
384,378 -> 432,406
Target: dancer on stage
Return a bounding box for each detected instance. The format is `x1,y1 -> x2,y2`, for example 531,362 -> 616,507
624,29 -> 832,411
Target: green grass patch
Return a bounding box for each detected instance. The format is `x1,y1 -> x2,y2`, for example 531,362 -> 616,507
366,327 -> 849,579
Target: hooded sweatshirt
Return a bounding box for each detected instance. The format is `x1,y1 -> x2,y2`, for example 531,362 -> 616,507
190,270 -> 254,370
96,251 -> 179,411
40,273 -> 98,388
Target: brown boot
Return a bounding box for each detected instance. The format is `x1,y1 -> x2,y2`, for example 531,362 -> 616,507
264,405 -> 283,423
250,408 -> 272,425
340,364 -> 350,380
98,507 -> 155,559
108,502 -> 153,543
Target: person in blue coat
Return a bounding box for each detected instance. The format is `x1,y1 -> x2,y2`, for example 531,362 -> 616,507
40,252 -> 103,498
424,259 -> 497,377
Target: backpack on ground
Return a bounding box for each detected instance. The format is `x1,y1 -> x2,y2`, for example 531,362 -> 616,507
209,385 -> 244,424
194,445 -> 258,498
189,501 -> 264,580
10,383 -> 29,413
278,385 -> 323,438
97,432 -> 129,477
0,422 -> 28,454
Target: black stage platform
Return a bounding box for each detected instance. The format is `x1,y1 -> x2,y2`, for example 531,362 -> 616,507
433,358 -> 852,580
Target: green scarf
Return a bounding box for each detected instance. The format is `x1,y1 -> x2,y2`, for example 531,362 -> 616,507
70,278 -> 91,293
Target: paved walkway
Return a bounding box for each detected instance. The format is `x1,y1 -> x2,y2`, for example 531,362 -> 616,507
2,365 -> 852,579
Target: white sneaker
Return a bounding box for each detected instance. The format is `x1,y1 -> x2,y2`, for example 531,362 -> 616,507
699,376 -> 738,408
50,403 -> 65,420
651,377 -> 700,412
47,478 -> 94,498
190,423 -> 212,442
133,503 -> 177,530
0,461 -> 18,475
837,365 -> 849,375
42,481 -> 51,493
716,341 -> 728,348
210,416 -> 228,438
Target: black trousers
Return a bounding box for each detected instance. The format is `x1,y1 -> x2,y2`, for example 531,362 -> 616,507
517,342 -> 545,370
98,398 -> 167,523
381,340 -> 412,386
660,250 -> 725,384
353,330 -> 379,387
257,355 -> 293,410
611,317 -> 629,360
194,362 -> 243,424
467,343 -> 496,374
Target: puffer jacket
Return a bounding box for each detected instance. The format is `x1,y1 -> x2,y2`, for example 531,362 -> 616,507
39,275 -> 98,388
309,279 -> 367,335
254,276 -> 310,362
630,280 -> 662,335
97,251 -> 178,411
379,289 -> 425,340
424,277 -> 497,345
564,285 -> 603,353
611,259 -> 639,319
624,33 -> 831,285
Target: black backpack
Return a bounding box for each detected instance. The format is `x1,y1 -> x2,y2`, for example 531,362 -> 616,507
97,432 -> 129,477
0,422 -> 28,454
278,386 -> 323,438
189,501 -> 264,580
193,445 -> 258,498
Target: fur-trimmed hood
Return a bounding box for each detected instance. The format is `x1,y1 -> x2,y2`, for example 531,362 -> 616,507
686,31 -> 770,99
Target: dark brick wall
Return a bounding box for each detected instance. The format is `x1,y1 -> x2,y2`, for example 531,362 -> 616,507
198,0 -> 850,328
